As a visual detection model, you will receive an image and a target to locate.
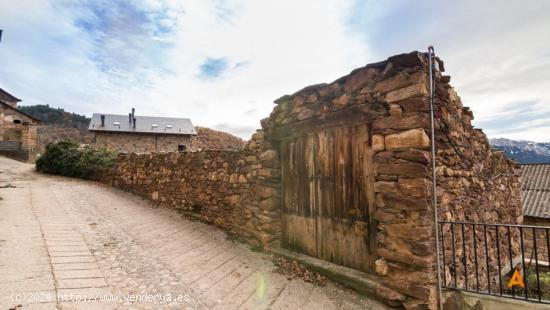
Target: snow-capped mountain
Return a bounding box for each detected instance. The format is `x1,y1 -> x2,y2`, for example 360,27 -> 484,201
490,138 -> 550,164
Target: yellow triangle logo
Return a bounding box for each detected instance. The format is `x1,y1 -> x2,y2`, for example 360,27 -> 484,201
507,269 -> 525,289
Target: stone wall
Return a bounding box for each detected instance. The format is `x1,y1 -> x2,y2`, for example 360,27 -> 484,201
522,217 -> 550,263
1,103 -> 38,144
434,72 -> 522,223
95,131 -> 194,153
0,103 -> 40,162
20,124 -> 38,162
36,126 -> 94,154
261,52 -> 441,308
259,51 -> 521,309
523,216 -> 550,226
433,64 -> 522,293
101,130 -> 281,248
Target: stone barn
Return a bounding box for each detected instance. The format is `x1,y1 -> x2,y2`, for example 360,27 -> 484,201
89,109 -> 197,153
100,52 -> 523,309
0,88 -> 41,162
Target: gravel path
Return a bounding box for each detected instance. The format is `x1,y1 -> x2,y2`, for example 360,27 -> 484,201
0,156 -> 389,309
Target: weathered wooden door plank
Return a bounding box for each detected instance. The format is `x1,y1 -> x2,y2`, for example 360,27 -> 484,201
280,123 -> 375,272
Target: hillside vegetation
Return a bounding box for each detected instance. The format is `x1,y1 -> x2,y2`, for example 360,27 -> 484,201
18,104 -> 90,133
36,140 -> 116,179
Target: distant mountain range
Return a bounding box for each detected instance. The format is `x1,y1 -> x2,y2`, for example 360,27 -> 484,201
490,138 -> 550,164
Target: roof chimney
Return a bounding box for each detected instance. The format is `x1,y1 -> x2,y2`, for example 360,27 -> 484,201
128,113 -> 132,123
100,114 -> 105,127
133,117 -> 136,129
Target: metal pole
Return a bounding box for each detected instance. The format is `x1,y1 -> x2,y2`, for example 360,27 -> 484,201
428,46 -> 444,309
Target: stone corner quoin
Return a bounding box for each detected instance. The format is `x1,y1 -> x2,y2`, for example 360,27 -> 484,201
97,51 -> 522,310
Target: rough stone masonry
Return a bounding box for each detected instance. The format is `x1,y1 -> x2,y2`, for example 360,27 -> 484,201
100,51 -> 522,309
102,129 -> 282,248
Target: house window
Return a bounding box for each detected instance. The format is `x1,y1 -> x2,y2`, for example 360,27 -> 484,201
178,144 -> 186,152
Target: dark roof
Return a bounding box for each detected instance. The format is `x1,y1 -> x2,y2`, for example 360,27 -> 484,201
521,164 -> 550,218
0,101 -> 41,123
88,113 -> 197,135
0,88 -> 22,103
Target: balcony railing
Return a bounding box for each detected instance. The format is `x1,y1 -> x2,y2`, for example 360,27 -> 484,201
439,221 -> 550,303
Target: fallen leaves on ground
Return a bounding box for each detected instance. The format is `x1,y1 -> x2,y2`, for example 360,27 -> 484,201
271,255 -> 327,286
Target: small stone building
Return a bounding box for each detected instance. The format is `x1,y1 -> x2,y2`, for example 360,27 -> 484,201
0,88 -> 41,162
88,109 -> 197,153
99,52 -> 523,309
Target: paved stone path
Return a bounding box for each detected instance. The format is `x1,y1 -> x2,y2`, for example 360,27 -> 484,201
0,157 -> 388,309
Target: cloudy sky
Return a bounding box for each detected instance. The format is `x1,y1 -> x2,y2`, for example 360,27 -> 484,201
0,0 -> 549,141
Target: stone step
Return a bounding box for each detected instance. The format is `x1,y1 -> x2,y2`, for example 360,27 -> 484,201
268,247 -> 404,307
0,150 -> 29,162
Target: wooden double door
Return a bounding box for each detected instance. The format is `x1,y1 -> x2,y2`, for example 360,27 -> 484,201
280,124 -> 376,272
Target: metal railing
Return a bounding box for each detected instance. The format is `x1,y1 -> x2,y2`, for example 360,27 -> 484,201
439,221 -> 550,303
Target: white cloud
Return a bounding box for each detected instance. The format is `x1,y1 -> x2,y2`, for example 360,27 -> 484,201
131,0 -> 370,137
351,0 -> 550,142
0,0 -> 369,139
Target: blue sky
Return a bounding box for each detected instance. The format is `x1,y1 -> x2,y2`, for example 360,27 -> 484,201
0,0 -> 549,140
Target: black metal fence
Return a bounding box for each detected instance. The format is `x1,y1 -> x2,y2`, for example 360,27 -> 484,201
439,221 -> 550,303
